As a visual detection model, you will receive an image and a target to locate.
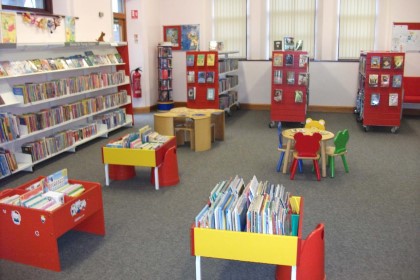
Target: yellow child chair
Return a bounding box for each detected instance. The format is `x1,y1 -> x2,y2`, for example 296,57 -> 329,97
326,129 -> 349,178
304,118 -> 326,130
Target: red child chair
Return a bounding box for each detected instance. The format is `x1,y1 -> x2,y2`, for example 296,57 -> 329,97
290,132 -> 322,181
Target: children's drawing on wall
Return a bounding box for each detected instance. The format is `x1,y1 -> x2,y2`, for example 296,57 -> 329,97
65,16 -> 76,42
0,11 -> 17,43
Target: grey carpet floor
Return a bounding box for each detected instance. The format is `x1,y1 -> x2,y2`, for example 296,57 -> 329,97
0,110 -> 419,280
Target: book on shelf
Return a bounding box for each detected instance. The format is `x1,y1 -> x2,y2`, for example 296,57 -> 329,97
273,89 -> 282,102
197,71 -> 206,83
299,54 -> 308,68
380,74 -> 390,87
388,93 -> 398,106
284,36 -> 295,50
394,55 -> 404,69
371,56 -> 380,69
294,90 -> 303,103
382,56 -> 392,69
206,53 -> 216,67
273,40 -> 282,50
0,62 -> 8,76
187,71 -> 195,83
285,54 -> 294,66
273,53 -> 283,67
196,54 -> 205,66
206,71 -> 215,83
295,40 -> 303,51
371,93 -> 380,106
298,73 -> 309,86
186,54 -> 195,67
207,88 -> 215,100
187,87 -> 196,100
368,74 -> 379,87
273,70 -> 282,84
287,71 -> 295,85
392,75 -> 402,88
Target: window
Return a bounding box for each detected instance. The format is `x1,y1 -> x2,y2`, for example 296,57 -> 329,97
212,0 -> 247,58
268,0 -> 316,58
338,0 -> 377,59
1,0 -> 53,14
112,0 -> 126,42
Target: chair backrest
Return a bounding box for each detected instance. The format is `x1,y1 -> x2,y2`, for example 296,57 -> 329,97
277,122 -> 283,148
334,129 -> 349,154
304,118 -> 326,130
294,132 -> 322,157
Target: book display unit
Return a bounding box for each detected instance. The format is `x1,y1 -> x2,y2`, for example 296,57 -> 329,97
270,51 -> 309,127
0,42 -> 134,179
190,176 -> 325,280
186,51 -> 239,116
157,45 -> 174,111
355,51 -> 405,133
0,170 -> 105,271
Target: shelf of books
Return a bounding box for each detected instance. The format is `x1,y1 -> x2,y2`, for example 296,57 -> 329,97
102,125 -> 178,190
186,51 -> 239,114
0,42 -> 134,180
191,175 -> 304,280
0,169 -> 105,271
157,45 -> 174,111
355,51 -> 405,133
270,51 -> 309,127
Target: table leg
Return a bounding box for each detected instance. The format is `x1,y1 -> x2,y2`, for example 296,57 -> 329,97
291,265 -> 297,280
154,166 -> 159,190
321,142 -> 326,177
104,164 -> 109,186
282,140 -> 293,174
196,256 -> 201,280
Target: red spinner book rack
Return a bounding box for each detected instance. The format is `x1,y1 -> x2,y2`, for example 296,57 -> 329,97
0,177 -> 105,271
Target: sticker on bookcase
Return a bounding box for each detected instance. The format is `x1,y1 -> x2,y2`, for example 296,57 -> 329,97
70,199 -> 86,217
11,210 -> 21,225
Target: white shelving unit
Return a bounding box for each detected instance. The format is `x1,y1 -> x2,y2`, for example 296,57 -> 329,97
0,42 -> 134,179
218,51 -> 240,116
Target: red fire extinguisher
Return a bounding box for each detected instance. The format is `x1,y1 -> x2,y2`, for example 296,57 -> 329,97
131,67 -> 142,98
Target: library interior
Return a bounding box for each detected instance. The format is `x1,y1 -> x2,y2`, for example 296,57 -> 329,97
0,1 -> 419,280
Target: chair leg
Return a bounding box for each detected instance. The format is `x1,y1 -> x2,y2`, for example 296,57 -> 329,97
341,155 -> 349,173
298,159 -> 303,173
330,156 -> 335,178
290,159 -> 298,180
313,160 -> 321,181
276,152 -> 285,172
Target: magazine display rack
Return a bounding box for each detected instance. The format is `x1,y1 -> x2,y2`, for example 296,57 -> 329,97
270,51 -> 309,127
0,177 -> 105,271
157,45 -> 174,111
102,136 -> 177,190
0,42 -> 134,180
355,51 -> 405,133
186,51 -> 239,115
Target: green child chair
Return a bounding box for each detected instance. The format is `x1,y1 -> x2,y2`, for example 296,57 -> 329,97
326,129 -> 349,178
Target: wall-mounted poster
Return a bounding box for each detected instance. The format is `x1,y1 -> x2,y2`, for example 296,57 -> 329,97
65,16 -> 76,42
0,12 -> 17,43
163,25 -> 181,50
181,24 -> 200,51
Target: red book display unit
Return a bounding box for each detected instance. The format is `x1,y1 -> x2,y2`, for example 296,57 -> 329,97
0,177 -> 105,271
116,44 -> 135,123
186,51 -> 220,109
270,51 -> 309,126
355,51 -> 405,133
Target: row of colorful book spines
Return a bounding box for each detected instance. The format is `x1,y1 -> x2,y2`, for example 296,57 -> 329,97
218,60 -> 239,73
219,77 -> 239,92
1,91 -> 127,137
18,110 -> 127,162
0,53 -> 124,77
0,150 -> 18,178
13,71 -> 126,104
158,47 -> 172,57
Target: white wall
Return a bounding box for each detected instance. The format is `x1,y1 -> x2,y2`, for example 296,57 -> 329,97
3,0 -> 420,108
